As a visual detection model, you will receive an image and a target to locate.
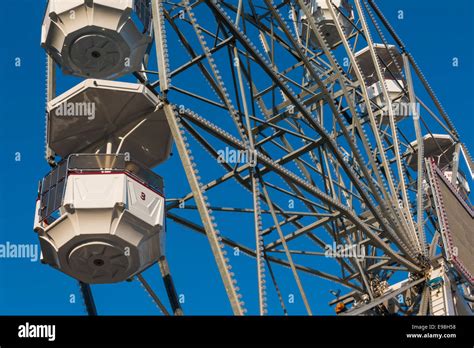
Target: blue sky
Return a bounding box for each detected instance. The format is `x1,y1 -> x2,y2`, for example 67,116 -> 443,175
0,0 -> 472,315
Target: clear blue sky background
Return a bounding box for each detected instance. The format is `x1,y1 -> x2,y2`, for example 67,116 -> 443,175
0,0 -> 472,315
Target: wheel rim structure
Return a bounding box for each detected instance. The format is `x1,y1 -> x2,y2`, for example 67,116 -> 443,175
37,0 -> 474,316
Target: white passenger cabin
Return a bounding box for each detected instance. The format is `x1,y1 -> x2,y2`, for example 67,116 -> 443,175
34,154 -> 166,284
47,79 -> 172,168
299,0 -> 353,49
353,44 -> 407,123
407,134 -> 472,198
42,0 -> 151,79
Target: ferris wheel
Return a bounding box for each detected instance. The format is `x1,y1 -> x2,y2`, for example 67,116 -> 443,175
33,0 -> 474,316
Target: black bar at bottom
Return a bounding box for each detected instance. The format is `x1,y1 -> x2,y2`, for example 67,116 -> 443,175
1,316 -> 472,346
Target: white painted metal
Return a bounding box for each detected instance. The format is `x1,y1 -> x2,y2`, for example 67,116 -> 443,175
299,0 -> 353,48
33,0 -> 473,316
47,79 -> 172,168
42,0 -> 151,79
353,44 -> 406,118
407,134 -> 469,176
34,172 -> 165,284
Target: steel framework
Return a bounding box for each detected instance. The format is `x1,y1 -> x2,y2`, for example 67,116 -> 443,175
41,0 -> 473,316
